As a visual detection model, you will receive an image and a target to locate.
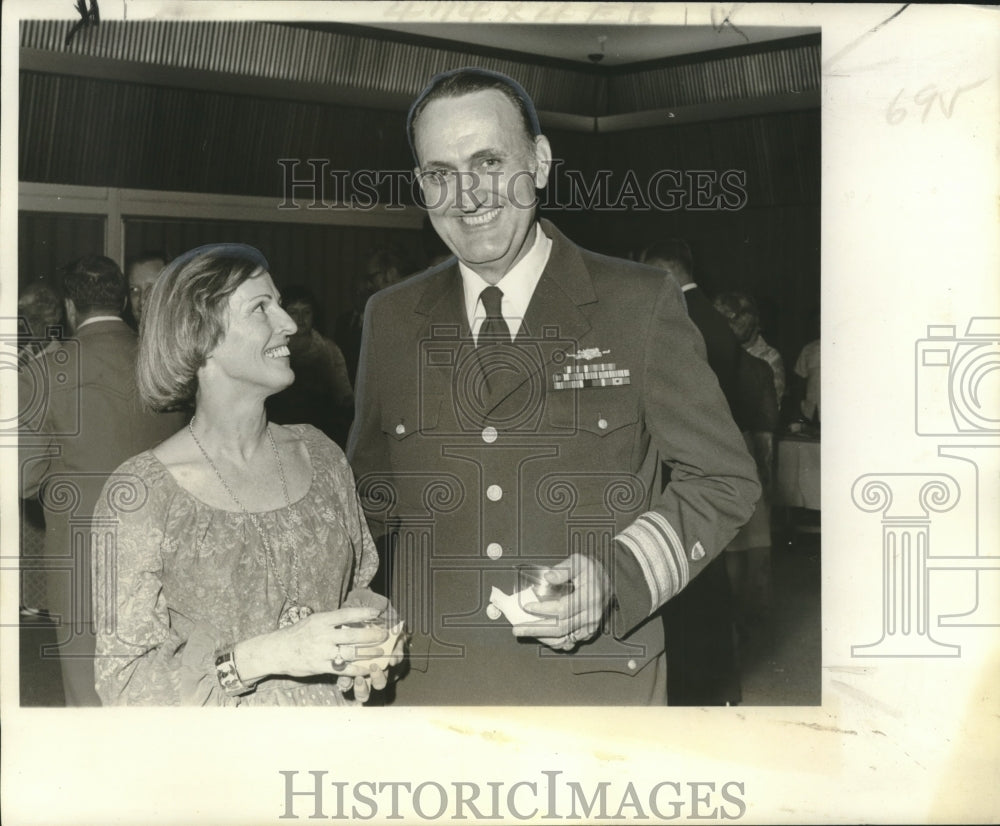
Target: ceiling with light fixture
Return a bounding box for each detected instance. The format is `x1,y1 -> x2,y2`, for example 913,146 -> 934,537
358,22 -> 819,67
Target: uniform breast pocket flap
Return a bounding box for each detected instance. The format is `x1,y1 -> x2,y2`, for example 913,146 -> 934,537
381,394 -> 441,440
547,393 -> 638,437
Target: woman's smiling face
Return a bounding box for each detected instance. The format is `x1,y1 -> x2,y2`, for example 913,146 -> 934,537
202,271 -> 298,394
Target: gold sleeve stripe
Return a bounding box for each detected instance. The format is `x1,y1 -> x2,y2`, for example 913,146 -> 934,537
615,511 -> 690,613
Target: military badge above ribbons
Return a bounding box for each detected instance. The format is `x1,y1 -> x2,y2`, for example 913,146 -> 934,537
553,347 -> 631,390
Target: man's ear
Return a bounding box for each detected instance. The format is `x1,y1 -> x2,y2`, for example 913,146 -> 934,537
532,134 -> 553,190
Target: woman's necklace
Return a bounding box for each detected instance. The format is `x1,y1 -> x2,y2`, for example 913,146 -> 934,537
188,417 -> 313,629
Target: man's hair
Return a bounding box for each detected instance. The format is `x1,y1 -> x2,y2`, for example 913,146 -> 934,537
60,255 -> 127,316
280,284 -> 327,332
406,67 -> 541,163
280,284 -> 318,311
18,280 -> 64,337
641,239 -> 694,279
126,250 -> 168,277
714,291 -> 758,318
365,247 -> 411,288
137,243 -> 269,411
713,290 -> 760,344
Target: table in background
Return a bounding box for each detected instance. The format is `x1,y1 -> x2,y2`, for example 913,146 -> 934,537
774,433 -> 820,540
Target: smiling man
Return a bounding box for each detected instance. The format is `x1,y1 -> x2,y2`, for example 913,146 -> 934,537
347,68 -> 760,705
410,85 -> 550,283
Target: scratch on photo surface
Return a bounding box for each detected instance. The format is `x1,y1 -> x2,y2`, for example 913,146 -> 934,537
782,720 -> 858,736
869,4 -> 911,34
831,678 -> 905,719
594,751 -> 627,762
710,4 -> 749,43
440,722 -> 474,737
823,4 -> 911,76
437,722 -> 513,743
824,665 -> 874,675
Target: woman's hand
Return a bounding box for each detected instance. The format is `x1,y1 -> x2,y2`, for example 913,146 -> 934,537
235,606 -> 388,683
342,588 -> 401,625
335,626 -> 407,702
334,590 -> 407,703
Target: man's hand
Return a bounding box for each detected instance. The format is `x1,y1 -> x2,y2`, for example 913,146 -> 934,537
512,554 -> 611,651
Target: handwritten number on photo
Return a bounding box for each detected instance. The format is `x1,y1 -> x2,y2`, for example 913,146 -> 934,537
886,80 -> 988,125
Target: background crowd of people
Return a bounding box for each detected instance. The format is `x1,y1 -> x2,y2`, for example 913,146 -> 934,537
16,67 -> 819,709
17,229 -> 819,708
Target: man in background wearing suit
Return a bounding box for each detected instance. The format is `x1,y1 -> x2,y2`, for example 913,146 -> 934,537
641,241 -> 741,421
641,239 -> 745,706
19,255 -> 185,705
348,68 -> 759,705
335,248 -> 408,388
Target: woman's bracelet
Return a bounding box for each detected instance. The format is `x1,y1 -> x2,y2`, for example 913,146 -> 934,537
214,649 -> 255,697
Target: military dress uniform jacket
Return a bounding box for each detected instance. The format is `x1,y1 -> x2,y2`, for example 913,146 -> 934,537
347,220 -> 759,705
19,319 -> 185,705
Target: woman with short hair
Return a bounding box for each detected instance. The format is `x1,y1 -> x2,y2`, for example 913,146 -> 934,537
93,243 -> 400,706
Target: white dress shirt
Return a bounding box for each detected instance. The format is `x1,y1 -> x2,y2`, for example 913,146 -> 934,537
459,224 -> 553,343
76,315 -> 127,331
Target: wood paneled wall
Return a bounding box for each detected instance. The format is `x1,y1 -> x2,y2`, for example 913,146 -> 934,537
19,72 -> 415,199
547,110 -> 821,366
18,70 -> 819,365
122,218 -> 425,336
18,212 -> 106,286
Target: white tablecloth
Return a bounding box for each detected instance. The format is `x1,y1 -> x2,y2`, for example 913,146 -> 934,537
774,437 -> 820,510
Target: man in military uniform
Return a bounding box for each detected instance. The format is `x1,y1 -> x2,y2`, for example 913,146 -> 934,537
347,68 -> 759,705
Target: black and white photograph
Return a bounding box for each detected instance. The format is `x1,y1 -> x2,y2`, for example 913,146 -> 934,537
1,2 -> 996,824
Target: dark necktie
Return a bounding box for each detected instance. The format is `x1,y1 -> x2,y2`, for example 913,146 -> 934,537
478,286 -> 511,344
474,285 -> 511,400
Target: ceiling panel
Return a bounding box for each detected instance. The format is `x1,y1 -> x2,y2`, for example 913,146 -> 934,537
336,22 -> 819,66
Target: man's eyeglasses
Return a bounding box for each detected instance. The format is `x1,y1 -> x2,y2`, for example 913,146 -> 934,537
415,167 -> 507,194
